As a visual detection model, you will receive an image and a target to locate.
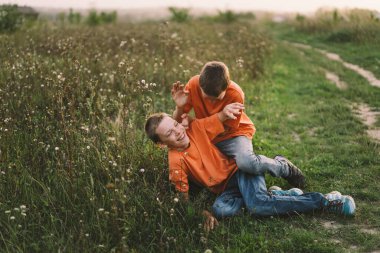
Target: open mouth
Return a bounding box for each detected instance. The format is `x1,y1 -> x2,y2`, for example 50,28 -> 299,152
177,132 -> 185,142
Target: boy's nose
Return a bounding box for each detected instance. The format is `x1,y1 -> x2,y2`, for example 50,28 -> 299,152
173,128 -> 181,135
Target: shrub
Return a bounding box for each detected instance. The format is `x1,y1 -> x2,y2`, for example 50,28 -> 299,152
215,10 -> 238,23
168,7 -> 190,23
0,4 -> 22,32
68,9 -> 82,24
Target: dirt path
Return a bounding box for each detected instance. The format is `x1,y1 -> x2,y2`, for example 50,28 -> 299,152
290,42 -> 380,88
352,103 -> 380,143
324,71 -> 348,90
288,42 -> 380,143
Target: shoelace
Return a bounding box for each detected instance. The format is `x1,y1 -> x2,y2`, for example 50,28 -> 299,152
325,199 -> 343,213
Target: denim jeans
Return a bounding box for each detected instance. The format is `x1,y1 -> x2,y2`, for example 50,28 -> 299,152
212,171 -> 324,218
215,136 -> 289,177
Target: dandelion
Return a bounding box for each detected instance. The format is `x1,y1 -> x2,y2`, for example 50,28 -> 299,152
10,216 -> 15,220
4,210 -> 11,214
118,61 -> 125,68
98,208 -> 105,212
204,249 -> 212,253
173,197 -> 179,203
85,233 -> 89,237
21,212 -> 26,217
108,137 -> 116,142
86,145 -> 90,150
14,208 -> 20,212
119,41 -> 127,47
140,168 -> 145,173
55,147 -> 59,151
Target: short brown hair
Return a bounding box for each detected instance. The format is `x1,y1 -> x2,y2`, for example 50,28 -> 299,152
199,61 -> 230,97
145,113 -> 168,143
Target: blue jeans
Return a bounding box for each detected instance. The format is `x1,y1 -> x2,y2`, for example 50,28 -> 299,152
215,136 -> 289,177
212,171 -> 324,218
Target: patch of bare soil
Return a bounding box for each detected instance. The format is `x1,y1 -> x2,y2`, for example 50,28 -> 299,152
360,228 -> 379,235
321,220 -> 341,230
351,103 -> 380,142
325,71 -> 348,90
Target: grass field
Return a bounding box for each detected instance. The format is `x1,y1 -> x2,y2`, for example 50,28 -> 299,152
1,11 -> 380,252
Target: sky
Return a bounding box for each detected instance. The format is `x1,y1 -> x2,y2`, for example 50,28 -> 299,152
2,0 -> 380,13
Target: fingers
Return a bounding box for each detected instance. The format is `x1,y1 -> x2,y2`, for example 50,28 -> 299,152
204,216 -> 219,232
181,113 -> 187,119
225,110 -> 237,120
223,103 -> 245,120
228,102 -> 244,110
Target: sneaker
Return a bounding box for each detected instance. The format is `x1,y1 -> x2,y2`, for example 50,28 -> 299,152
268,186 -> 304,196
323,191 -> 356,216
274,155 -> 306,189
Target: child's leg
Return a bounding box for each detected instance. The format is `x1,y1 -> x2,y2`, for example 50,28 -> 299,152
212,174 -> 244,219
236,171 -> 324,216
215,136 -> 289,177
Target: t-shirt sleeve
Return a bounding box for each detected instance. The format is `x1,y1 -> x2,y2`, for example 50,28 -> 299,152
182,81 -> 193,114
192,113 -> 225,141
223,91 -> 244,130
169,157 -> 189,193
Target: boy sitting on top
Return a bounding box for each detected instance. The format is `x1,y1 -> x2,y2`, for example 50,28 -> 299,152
171,61 -> 306,188
145,104 -> 356,231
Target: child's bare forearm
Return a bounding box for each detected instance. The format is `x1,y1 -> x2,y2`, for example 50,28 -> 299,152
173,106 -> 184,122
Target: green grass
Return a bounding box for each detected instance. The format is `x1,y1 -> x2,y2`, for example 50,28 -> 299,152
1,17 -> 380,252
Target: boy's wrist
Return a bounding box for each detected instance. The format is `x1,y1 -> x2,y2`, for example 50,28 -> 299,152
217,111 -> 227,122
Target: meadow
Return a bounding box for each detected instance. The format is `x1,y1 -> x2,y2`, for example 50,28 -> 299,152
1,9 -> 380,252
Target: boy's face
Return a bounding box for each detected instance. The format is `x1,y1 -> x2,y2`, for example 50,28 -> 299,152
200,88 -> 226,101
155,116 -> 190,150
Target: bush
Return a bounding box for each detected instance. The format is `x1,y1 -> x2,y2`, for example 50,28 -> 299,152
68,9 -> 82,24
0,4 -> 22,32
215,10 -> 238,23
168,7 -> 190,23
86,10 -> 117,26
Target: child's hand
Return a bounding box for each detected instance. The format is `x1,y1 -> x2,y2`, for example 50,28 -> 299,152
180,113 -> 190,129
202,210 -> 219,232
218,103 -> 244,122
171,81 -> 189,108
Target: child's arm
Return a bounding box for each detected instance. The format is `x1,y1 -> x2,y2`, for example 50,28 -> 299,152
169,159 -> 218,232
180,113 -> 193,129
217,103 -> 244,122
171,81 -> 189,122
192,103 -> 244,141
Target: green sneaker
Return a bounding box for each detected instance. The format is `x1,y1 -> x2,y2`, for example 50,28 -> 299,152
268,186 -> 304,196
323,191 -> 356,216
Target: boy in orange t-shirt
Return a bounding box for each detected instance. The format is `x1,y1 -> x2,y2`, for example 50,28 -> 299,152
172,61 -> 305,188
145,104 -> 356,231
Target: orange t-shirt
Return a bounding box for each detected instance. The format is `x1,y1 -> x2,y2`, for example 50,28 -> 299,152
168,114 -> 238,194
183,75 -> 255,144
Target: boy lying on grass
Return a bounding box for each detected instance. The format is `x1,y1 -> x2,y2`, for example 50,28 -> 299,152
145,103 -> 356,231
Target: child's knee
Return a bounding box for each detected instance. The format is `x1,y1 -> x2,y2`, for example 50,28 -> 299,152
236,154 -> 261,174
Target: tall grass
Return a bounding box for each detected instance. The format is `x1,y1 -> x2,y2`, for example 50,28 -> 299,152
0,20 -> 270,251
292,9 -> 380,43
